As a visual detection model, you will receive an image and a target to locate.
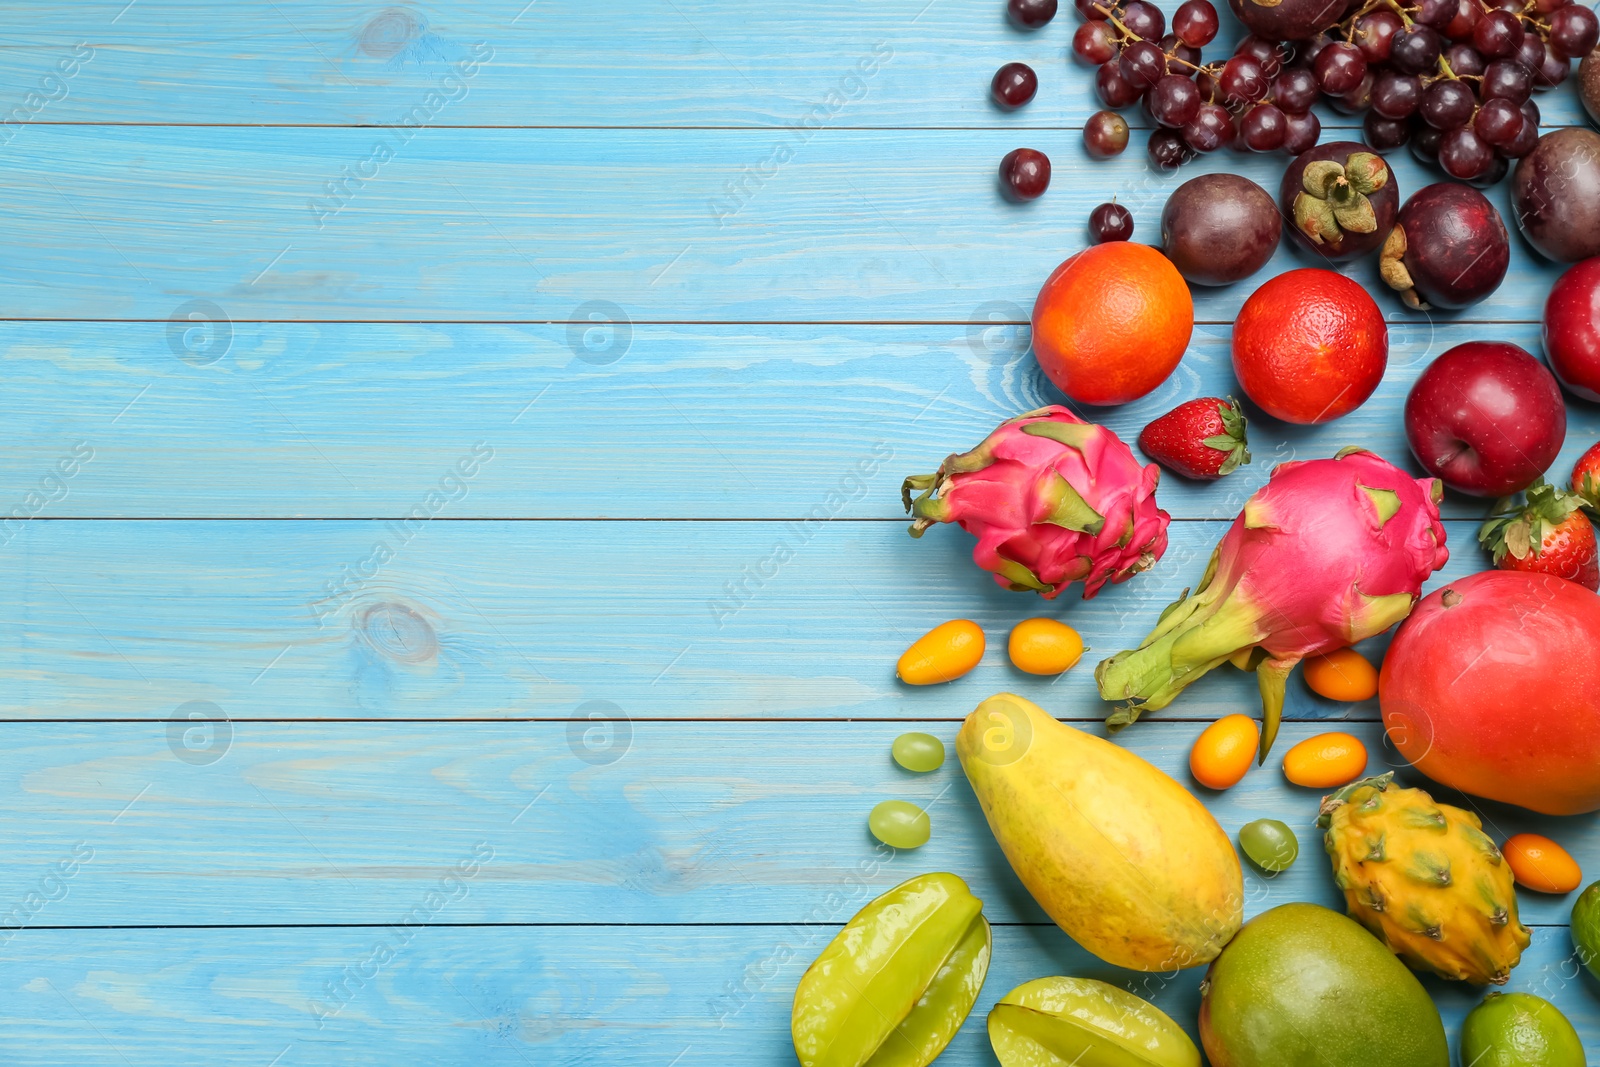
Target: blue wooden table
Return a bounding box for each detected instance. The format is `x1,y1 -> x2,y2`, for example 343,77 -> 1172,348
1,1 -> 1598,1062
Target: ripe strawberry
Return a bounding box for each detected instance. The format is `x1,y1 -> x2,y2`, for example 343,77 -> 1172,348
1573,441 -> 1600,507
1479,479 -> 1600,592
1137,397 -> 1249,480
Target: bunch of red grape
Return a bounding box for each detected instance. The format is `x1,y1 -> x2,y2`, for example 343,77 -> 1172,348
1071,0 -> 1599,179
1340,0 -> 1598,182
1074,0 -> 1328,169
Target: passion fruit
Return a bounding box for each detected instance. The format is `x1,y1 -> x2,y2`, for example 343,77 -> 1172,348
1380,183 -> 1510,310
1199,903 -> 1448,1067
1161,173 -> 1281,287
1513,127 -> 1600,263
1582,49 -> 1599,126
1280,141 -> 1400,262
1229,0 -> 1346,43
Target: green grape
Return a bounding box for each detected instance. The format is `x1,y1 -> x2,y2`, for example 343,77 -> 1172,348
1239,819 -> 1298,873
892,732 -> 946,773
869,800 -> 931,849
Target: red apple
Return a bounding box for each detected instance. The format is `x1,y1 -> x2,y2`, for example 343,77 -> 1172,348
1404,341 -> 1567,497
1544,256 -> 1600,402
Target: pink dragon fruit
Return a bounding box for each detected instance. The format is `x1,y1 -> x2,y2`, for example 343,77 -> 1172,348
1096,448 -> 1448,758
901,406 -> 1169,599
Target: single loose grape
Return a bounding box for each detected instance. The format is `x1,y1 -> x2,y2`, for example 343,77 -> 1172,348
1009,0 -> 1058,28
1239,818 -> 1299,872
999,148 -> 1051,201
1088,202 -> 1135,243
892,731 -> 946,773
992,61 -> 1039,108
869,800 -> 931,849
1083,109 -> 1131,158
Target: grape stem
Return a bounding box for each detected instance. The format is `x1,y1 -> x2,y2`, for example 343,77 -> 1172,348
1090,2 -> 1209,73
1337,0 -> 1416,37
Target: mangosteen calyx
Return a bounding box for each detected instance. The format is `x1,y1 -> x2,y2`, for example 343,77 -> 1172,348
1292,153 -> 1389,248
1378,225 -> 1426,311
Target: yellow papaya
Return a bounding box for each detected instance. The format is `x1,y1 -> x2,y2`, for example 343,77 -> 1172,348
957,693 -> 1241,970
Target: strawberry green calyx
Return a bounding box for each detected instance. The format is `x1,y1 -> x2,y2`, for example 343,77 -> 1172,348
1479,478 -> 1586,563
1574,444 -> 1600,509
1579,471 -> 1600,509
902,406 -> 1169,600
1204,398 -> 1251,477
1096,449 -> 1449,760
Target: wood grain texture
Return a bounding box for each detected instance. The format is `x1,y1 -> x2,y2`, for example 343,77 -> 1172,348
0,924 -> 1589,1065
0,125 -> 1569,322
1,320 -> 1593,520
0,517 -> 1487,722
1,0 -> 1587,130
4,0 -> 1600,1057
0,718 -> 1590,928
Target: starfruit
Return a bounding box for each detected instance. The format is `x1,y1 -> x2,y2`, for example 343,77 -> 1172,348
791,872 -> 992,1067
988,977 -> 1200,1067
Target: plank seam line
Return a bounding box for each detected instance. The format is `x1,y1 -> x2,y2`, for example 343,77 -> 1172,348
4,122 -> 1391,132
0,921 -> 1574,930
0,318 -> 1544,326
0,517 -> 1494,523
0,716 -> 1386,724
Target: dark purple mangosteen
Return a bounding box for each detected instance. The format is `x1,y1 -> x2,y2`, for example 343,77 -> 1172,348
1379,183 -> 1510,310
1279,140 -> 1401,262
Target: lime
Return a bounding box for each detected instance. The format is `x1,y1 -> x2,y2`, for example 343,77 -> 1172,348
1572,880 -> 1600,980
1461,993 -> 1584,1067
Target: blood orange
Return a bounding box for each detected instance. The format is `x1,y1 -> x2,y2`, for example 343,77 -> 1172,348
1232,268 -> 1388,424
1031,242 -> 1193,406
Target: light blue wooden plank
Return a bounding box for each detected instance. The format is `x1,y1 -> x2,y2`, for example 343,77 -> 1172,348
0,518 -> 1486,721
0,719 -> 1587,928
0,923 -> 1586,1065
2,0 -> 1590,130
0,125 -> 1568,321
0,321 -> 1589,520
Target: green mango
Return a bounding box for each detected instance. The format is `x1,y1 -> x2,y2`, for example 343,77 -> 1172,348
1199,903 -> 1448,1067
988,977 -> 1200,1067
791,872 -> 991,1067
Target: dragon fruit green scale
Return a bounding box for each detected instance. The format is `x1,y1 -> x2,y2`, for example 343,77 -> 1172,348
1095,448 -> 1448,759
901,406 -> 1169,599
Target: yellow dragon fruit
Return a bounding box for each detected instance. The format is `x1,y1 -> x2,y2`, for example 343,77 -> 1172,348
901,406 -> 1169,599
1319,773 -> 1530,985
1095,448 -> 1448,758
